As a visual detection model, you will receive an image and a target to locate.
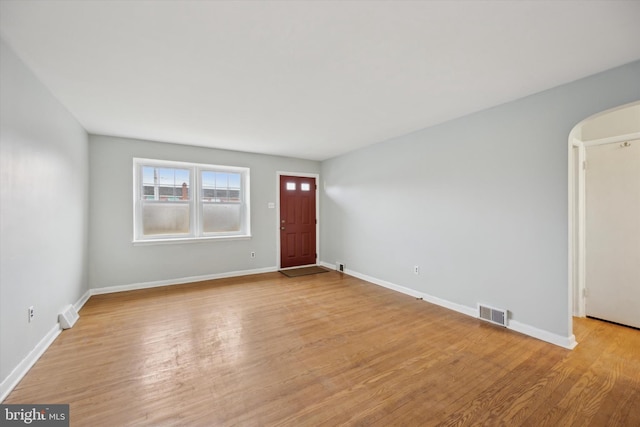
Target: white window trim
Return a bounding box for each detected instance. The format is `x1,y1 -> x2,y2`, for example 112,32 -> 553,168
133,158 -> 251,243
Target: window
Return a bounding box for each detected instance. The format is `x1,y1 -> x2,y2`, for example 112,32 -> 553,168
134,158 -> 250,242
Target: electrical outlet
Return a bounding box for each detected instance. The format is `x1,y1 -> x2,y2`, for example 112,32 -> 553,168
250,251 -> 256,258
28,306 -> 34,322
414,265 -> 420,275
336,262 -> 345,272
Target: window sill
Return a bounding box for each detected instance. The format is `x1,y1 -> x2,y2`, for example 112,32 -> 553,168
132,235 -> 251,246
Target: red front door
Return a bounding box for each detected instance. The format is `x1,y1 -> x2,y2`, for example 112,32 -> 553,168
280,175 -> 317,268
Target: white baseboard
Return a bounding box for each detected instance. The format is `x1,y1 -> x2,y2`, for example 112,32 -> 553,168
318,261 -> 336,270
74,289 -> 91,312
91,266 -> 278,295
321,261 -> 577,350
345,268 -> 477,318
0,323 -> 62,403
509,320 -> 577,349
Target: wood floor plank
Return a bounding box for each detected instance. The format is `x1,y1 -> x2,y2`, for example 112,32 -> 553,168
4,272 -> 639,426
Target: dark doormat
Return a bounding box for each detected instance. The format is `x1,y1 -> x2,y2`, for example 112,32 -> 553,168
279,266 -> 331,278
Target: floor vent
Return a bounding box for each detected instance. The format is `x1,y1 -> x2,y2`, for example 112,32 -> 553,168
478,304 -> 508,327
59,305 -> 79,329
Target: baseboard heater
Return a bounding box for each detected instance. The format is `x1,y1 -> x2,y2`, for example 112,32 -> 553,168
59,305 -> 79,329
478,304 -> 508,327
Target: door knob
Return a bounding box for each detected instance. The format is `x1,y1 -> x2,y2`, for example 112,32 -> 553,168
281,226 -> 285,230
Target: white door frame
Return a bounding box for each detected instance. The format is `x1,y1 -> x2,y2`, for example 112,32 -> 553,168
276,171 -> 320,269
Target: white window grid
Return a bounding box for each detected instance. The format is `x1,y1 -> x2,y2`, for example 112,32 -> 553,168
133,158 -> 250,242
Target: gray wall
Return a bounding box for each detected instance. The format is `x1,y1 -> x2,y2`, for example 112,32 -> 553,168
320,60 -> 640,339
0,40 -> 89,384
89,135 -> 320,289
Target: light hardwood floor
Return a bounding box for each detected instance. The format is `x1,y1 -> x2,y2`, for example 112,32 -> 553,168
5,272 -> 640,426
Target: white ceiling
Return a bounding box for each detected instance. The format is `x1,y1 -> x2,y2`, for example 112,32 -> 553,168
1,1 -> 639,161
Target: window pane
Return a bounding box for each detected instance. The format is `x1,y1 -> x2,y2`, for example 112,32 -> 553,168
202,204 -> 241,232
202,171 -> 241,203
286,182 -> 296,190
301,183 -> 310,191
142,203 -> 190,235
142,166 -> 190,201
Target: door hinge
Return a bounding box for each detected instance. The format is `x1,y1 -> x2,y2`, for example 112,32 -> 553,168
315,253 -> 318,259
583,160 -> 587,170
583,288 -> 588,297
315,219 -> 317,225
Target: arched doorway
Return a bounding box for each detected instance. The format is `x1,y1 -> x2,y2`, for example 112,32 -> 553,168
568,101 -> 640,328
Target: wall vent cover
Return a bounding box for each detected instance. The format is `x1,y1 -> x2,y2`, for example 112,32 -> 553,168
59,304 -> 79,329
478,304 -> 508,327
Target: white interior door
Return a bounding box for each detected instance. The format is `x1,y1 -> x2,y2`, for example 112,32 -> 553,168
585,139 -> 640,328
